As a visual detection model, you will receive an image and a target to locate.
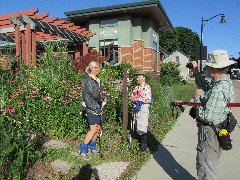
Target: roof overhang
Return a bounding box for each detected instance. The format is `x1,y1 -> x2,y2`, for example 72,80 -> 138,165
65,0 -> 173,31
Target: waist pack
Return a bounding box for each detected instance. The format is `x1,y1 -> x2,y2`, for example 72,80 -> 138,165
220,113 -> 237,133
215,113 -> 237,151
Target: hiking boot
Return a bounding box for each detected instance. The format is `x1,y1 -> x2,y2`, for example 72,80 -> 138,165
79,143 -> 91,160
88,141 -> 99,155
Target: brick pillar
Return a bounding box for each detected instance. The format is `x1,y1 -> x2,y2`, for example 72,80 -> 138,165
143,48 -> 154,71
118,47 -> 132,64
132,40 -> 144,69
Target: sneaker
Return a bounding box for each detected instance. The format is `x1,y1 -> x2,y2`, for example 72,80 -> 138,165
89,149 -> 99,155
77,150 -> 91,161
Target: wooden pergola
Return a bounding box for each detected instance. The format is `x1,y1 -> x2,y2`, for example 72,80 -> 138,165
0,8 -> 95,66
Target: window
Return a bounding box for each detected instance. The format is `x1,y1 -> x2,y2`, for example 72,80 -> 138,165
99,39 -> 118,65
99,18 -> 118,28
153,42 -> 157,71
176,56 -> 179,63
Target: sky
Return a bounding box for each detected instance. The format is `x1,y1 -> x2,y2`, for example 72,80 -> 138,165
1,0 -> 240,58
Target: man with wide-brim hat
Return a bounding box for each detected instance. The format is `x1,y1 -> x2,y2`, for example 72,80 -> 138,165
135,70 -> 147,76
191,50 -> 236,179
131,69 -> 151,152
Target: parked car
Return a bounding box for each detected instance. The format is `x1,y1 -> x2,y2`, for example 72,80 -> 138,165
230,68 -> 240,79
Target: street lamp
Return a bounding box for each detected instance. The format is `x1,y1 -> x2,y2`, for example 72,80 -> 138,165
199,13 -> 226,72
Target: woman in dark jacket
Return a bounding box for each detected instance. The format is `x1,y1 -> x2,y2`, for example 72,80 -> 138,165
79,61 -> 103,160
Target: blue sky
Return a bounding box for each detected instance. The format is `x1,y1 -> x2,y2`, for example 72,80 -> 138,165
1,0 -> 240,58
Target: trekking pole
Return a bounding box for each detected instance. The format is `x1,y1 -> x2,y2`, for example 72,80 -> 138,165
170,101 -> 240,117
171,101 -> 240,110
129,111 -> 135,150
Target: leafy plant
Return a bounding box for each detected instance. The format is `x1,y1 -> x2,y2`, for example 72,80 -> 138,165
159,62 -> 184,85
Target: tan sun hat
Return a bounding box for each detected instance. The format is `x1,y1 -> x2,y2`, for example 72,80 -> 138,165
135,70 -> 147,76
206,50 -> 236,68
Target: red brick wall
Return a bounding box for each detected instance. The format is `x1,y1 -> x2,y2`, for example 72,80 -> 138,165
118,47 -> 132,64
118,39 -> 161,72
132,40 -> 143,69
143,48 -> 153,71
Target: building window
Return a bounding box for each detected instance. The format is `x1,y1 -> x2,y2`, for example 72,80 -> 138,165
153,42 -> 157,71
99,18 -> 118,28
176,56 -> 179,63
99,39 -> 118,64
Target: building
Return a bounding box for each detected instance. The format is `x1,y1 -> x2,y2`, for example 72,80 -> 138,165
163,50 -> 191,80
65,0 -> 173,72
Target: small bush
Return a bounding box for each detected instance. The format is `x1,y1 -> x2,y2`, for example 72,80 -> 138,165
159,62 -> 184,85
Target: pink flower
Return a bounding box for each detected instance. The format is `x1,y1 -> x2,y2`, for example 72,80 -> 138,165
70,90 -> 77,95
31,90 -> 38,94
26,96 -> 30,99
62,99 -> 69,105
7,106 -> 15,113
17,101 -> 24,105
0,109 -> 5,113
46,106 -> 50,109
31,95 -> 37,98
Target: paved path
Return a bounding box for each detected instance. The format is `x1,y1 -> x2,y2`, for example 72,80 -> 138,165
135,83 -> 240,180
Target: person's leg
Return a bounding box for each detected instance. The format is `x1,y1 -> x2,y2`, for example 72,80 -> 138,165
196,125 -> 222,180
84,124 -> 99,144
137,104 -> 150,152
88,124 -> 101,153
79,124 -> 98,160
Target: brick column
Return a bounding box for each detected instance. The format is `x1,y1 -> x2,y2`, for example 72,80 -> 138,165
143,48 -> 154,71
132,40 -> 144,69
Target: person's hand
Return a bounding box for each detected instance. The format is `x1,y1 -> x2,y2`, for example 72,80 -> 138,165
192,61 -> 198,75
95,108 -> 102,114
192,90 -> 200,98
131,95 -> 139,102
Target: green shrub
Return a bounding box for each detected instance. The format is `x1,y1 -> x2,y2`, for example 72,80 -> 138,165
159,62 -> 184,85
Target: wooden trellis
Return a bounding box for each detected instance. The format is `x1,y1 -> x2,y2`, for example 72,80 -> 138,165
0,8 -> 95,66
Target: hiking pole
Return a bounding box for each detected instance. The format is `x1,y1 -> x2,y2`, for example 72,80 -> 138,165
129,111 -> 135,150
171,101 -> 240,111
170,101 -> 240,118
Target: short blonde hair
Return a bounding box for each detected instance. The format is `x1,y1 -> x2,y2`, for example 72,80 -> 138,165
85,61 -> 99,73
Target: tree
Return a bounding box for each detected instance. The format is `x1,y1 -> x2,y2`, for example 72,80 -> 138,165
159,27 -> 200,59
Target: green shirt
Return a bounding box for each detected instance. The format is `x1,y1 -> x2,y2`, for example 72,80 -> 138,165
193,73 -> 234,125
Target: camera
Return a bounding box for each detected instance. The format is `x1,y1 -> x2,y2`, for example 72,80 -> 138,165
186,62 -> 193,69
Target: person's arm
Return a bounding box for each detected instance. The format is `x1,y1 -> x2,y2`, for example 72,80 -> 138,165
192,61 -> 210,92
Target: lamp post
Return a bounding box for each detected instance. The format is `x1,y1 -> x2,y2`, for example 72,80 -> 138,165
199,13 -> 226,72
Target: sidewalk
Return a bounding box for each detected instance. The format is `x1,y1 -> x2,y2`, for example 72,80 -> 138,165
134,105 -> 240,179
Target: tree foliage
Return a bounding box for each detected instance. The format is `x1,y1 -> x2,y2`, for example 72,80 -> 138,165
159,27 -> 200,59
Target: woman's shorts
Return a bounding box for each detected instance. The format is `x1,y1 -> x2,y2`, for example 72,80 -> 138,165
87,112 -> 105,125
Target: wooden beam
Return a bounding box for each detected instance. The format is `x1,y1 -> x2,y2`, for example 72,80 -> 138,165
32,30 -> 36,66
51,20 -> 66,26
0,8 -> 38,21
41,17 -> 58,23
82,41 -> 88,56
15,25 -> 21,59
31,13 -> 49,20
21,32 -> 26,63
25,23 -> 31,65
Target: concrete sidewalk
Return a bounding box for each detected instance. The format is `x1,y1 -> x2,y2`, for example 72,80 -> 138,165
134,103 -> 240,179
